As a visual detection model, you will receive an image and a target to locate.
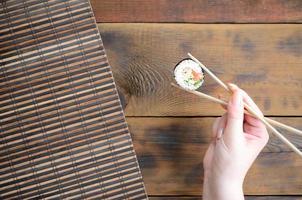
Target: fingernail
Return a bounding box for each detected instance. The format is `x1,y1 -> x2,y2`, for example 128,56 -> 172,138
228,83 -> 238,90
230,90 -> 242,106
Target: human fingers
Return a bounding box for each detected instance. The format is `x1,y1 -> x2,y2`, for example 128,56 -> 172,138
240,88 -> 263,117
243,122 -> 269,148
244,114 -> 265,129
218,94 -> 228,110
224,83 -> 244,139
219,87 -> 263,119
212,117 -> 221,138
244,114 -> 269,142
244,122 -> 264,138
217,114 -> 227,139
212,114 -> 227,139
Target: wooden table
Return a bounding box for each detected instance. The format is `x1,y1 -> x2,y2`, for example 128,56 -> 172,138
91,1 -> 302,199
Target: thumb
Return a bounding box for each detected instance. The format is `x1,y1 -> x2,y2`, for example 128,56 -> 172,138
224,83 -> 244,139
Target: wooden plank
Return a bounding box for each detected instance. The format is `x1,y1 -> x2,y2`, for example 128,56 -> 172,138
127,117 -> 302,195
90,0 -> 302,23
98,24 -> 302,116
149,196 -> 302,200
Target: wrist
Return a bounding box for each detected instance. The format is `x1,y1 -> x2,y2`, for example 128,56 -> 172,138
203,174 -> 244,200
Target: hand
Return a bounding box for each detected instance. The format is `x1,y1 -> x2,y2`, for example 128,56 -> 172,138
203,83 -> 269,200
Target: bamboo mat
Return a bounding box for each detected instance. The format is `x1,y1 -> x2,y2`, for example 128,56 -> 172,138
0,0 -> 148,199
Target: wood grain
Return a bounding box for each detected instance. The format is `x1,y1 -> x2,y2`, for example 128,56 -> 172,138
90,0 -> 302,23
127,117 -> 302,195
98,23 -> 302,116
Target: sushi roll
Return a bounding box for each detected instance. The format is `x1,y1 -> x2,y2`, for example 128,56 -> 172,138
174,58 -> 204,90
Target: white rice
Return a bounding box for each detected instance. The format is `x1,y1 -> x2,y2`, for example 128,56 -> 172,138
174,59 -> 204,90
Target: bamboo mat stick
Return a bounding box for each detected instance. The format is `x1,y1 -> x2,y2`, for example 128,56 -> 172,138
187,53 -> 302,136
171,83 -> 302,158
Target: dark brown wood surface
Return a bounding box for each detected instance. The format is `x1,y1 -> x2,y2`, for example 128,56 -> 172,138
94,4 -> 302,198
98,23 -> 302,117
1,0 -> 301,199
90,0 -> 302,23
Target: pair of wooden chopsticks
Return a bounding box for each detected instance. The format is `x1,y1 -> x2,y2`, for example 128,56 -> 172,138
171,53 -> 302,158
